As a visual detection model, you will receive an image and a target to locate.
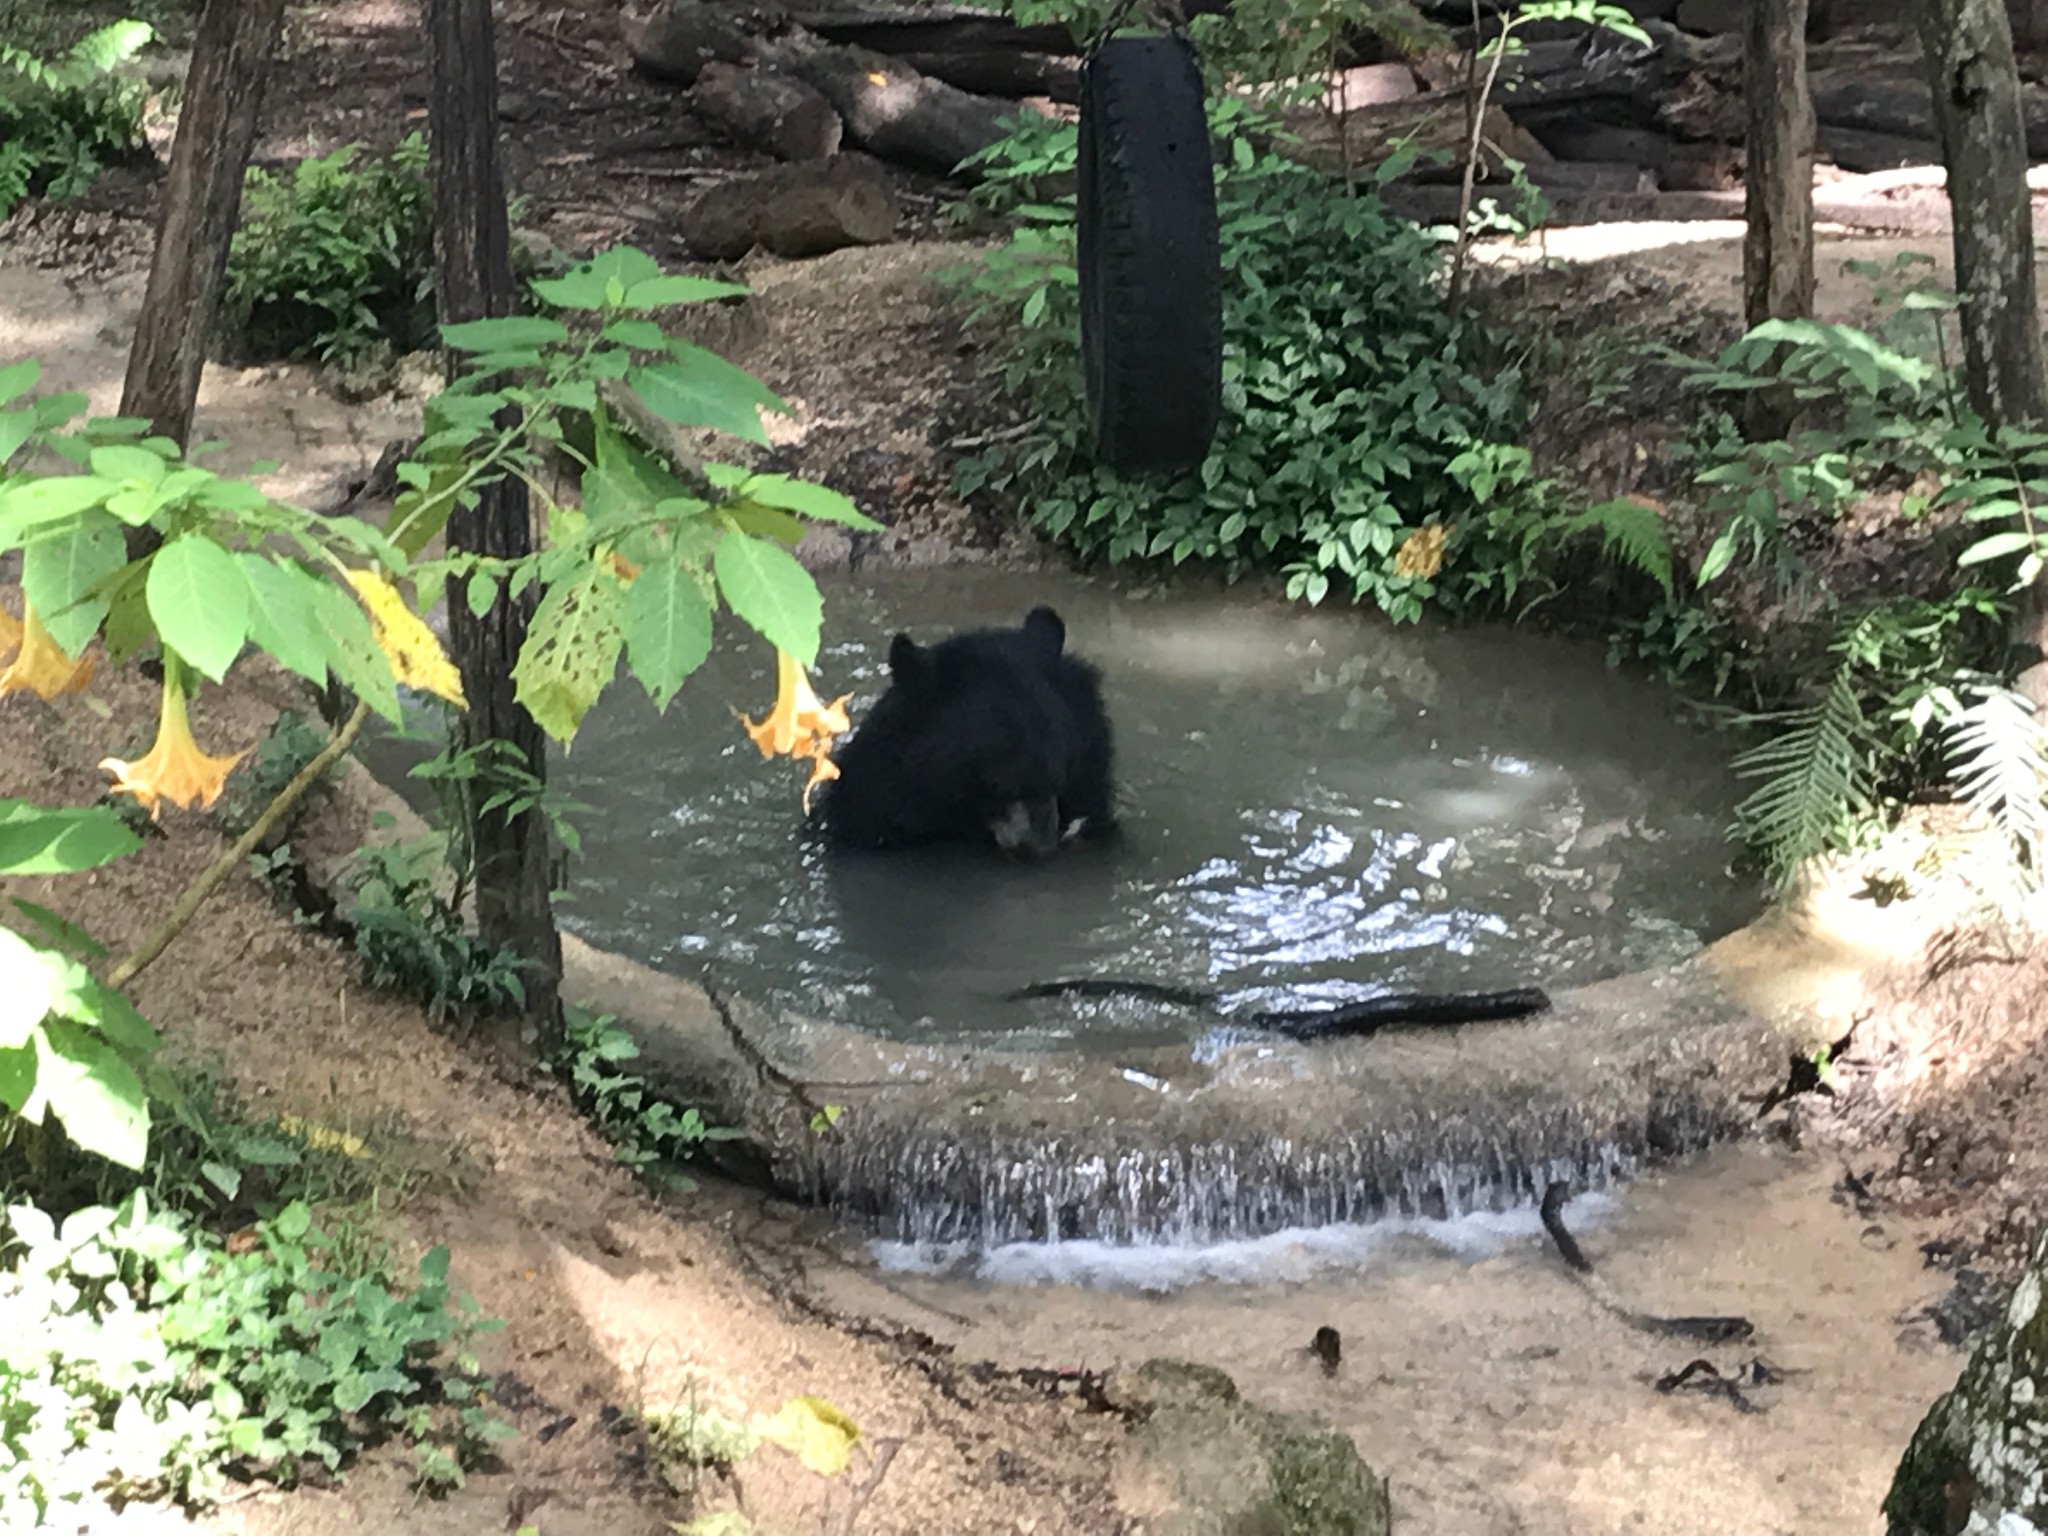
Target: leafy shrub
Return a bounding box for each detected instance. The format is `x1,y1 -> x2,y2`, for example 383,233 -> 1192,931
1662,263 -> 2047,895
0,19 -> 154,221
554,1008 -> 737,1187
224,134 -> 435,364
344,835 -> 528,1025
950,119 -> 1531,622
0,1193 -> 506,1526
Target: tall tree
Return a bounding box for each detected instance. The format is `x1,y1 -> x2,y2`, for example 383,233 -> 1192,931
1916,0 -> 2048,702
425,0 -> 565,1039
1916,0 -> 2047,428
120,0 -> 287,561
1741,0 -> 1816,441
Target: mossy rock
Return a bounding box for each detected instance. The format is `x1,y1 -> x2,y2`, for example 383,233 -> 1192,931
1886,1232 -> 2048,1536
1111,1358 -> 1391,1536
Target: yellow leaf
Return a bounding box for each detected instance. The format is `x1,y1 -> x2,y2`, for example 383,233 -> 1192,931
343,568 -> 467,706
1392,523 -> 1447,580
750,1395 -> 861,1477
277,1114 -> 368,1160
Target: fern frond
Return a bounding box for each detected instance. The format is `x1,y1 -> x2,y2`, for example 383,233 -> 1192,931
1732,662 -> 1873,889
65,21 -> 155,77
1552,497 -> 1675,598
1946,683 -> 2048,890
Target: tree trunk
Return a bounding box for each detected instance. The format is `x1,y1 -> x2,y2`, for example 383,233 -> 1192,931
1742,0 -> 1816,440
1918,0 -> 2046,427
120,0 -> 286,562
1916,0 -> 2048,704
425,0 -> 565,1042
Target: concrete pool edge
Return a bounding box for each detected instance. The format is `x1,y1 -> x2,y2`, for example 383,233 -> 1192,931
307,752 -> 1921,1243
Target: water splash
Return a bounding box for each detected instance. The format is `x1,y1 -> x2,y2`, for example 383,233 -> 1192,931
870,1187 -> 1624,1293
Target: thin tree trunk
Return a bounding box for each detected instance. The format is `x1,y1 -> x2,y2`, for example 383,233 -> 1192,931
1916,0 -> 2048,704
1741,0 -> 1815,440
120,0 -> 286,560
425,0 -> 564,1042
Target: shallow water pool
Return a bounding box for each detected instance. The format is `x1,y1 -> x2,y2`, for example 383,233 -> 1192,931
371,568 -> 1757,1046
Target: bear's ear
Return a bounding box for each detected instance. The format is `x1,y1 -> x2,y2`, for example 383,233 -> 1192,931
887,633 -> 930,688
1022,605 -> 1066,657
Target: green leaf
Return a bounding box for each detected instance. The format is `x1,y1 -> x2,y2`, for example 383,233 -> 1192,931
530,247 -> 664,309
619,559 -> 713,711
739,474 -> 883,531
147,534 -> 251,681
512,572 -> 626,741
0,358 -> 39,405
0,1047 -> 32,1114
602,319 -> 669,350
89,444 -> 170,487
1958,530 -> 2038,567
439,316 -> 572,352
0,474 -> 119,542
240,555 -> 334,687
0,927 -> 62,1050
622,275 -> 751,310
713,532 -> 821,665
0,408 -> 37,469
309,580 -> 403,723
21,513 -> 127,657
0,801 -> 142,875
728,503 -> 808,546
34,1015 -> 151,1170
630,348 -> 787,446
39,949 -> 156,1055
8,898 -> 107,960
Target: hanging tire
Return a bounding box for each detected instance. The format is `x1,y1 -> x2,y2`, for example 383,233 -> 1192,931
1077,34 -> 1223,478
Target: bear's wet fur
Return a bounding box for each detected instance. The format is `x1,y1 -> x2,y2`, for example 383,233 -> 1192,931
817,605 -> 1115,857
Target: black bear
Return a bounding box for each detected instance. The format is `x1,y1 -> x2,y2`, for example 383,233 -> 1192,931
817,605 -> 1115,858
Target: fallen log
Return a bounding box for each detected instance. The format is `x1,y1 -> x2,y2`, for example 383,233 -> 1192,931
689,60 -> 843,161
761,29 -> 1026,177
623,1 -> 752,85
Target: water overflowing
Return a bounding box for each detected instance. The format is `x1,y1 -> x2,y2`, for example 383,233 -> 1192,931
871,1186 -> 1624,1293
370,567 -> 1755,1050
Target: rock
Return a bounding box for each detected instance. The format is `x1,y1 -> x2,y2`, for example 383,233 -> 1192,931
624,1 -> 755,85
1107,1359 -> 1392,1536
689,61 -> 844,160
1885,1229 -> 2048,1535
680,156 -> 899,261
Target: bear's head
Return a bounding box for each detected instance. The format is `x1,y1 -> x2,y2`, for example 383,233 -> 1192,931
878,606 -> 1077,859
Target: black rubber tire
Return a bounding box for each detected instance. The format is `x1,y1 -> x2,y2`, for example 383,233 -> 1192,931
1077,35 -> 1223,478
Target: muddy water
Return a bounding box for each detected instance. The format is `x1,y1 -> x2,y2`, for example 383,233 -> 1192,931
371,567 -> 1755,1045
769,1142 -> 1960,1536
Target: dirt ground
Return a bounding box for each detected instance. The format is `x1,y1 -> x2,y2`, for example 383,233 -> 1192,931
7,0 -> 2048,1530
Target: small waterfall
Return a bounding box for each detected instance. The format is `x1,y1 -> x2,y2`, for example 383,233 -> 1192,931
810,1089 -> 1742,1247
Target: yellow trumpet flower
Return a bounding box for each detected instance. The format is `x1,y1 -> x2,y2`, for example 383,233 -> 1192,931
0,600 -> 21,667
0,599 -> 94,701
736,650 -> 852,815
99,663 -> 248,820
